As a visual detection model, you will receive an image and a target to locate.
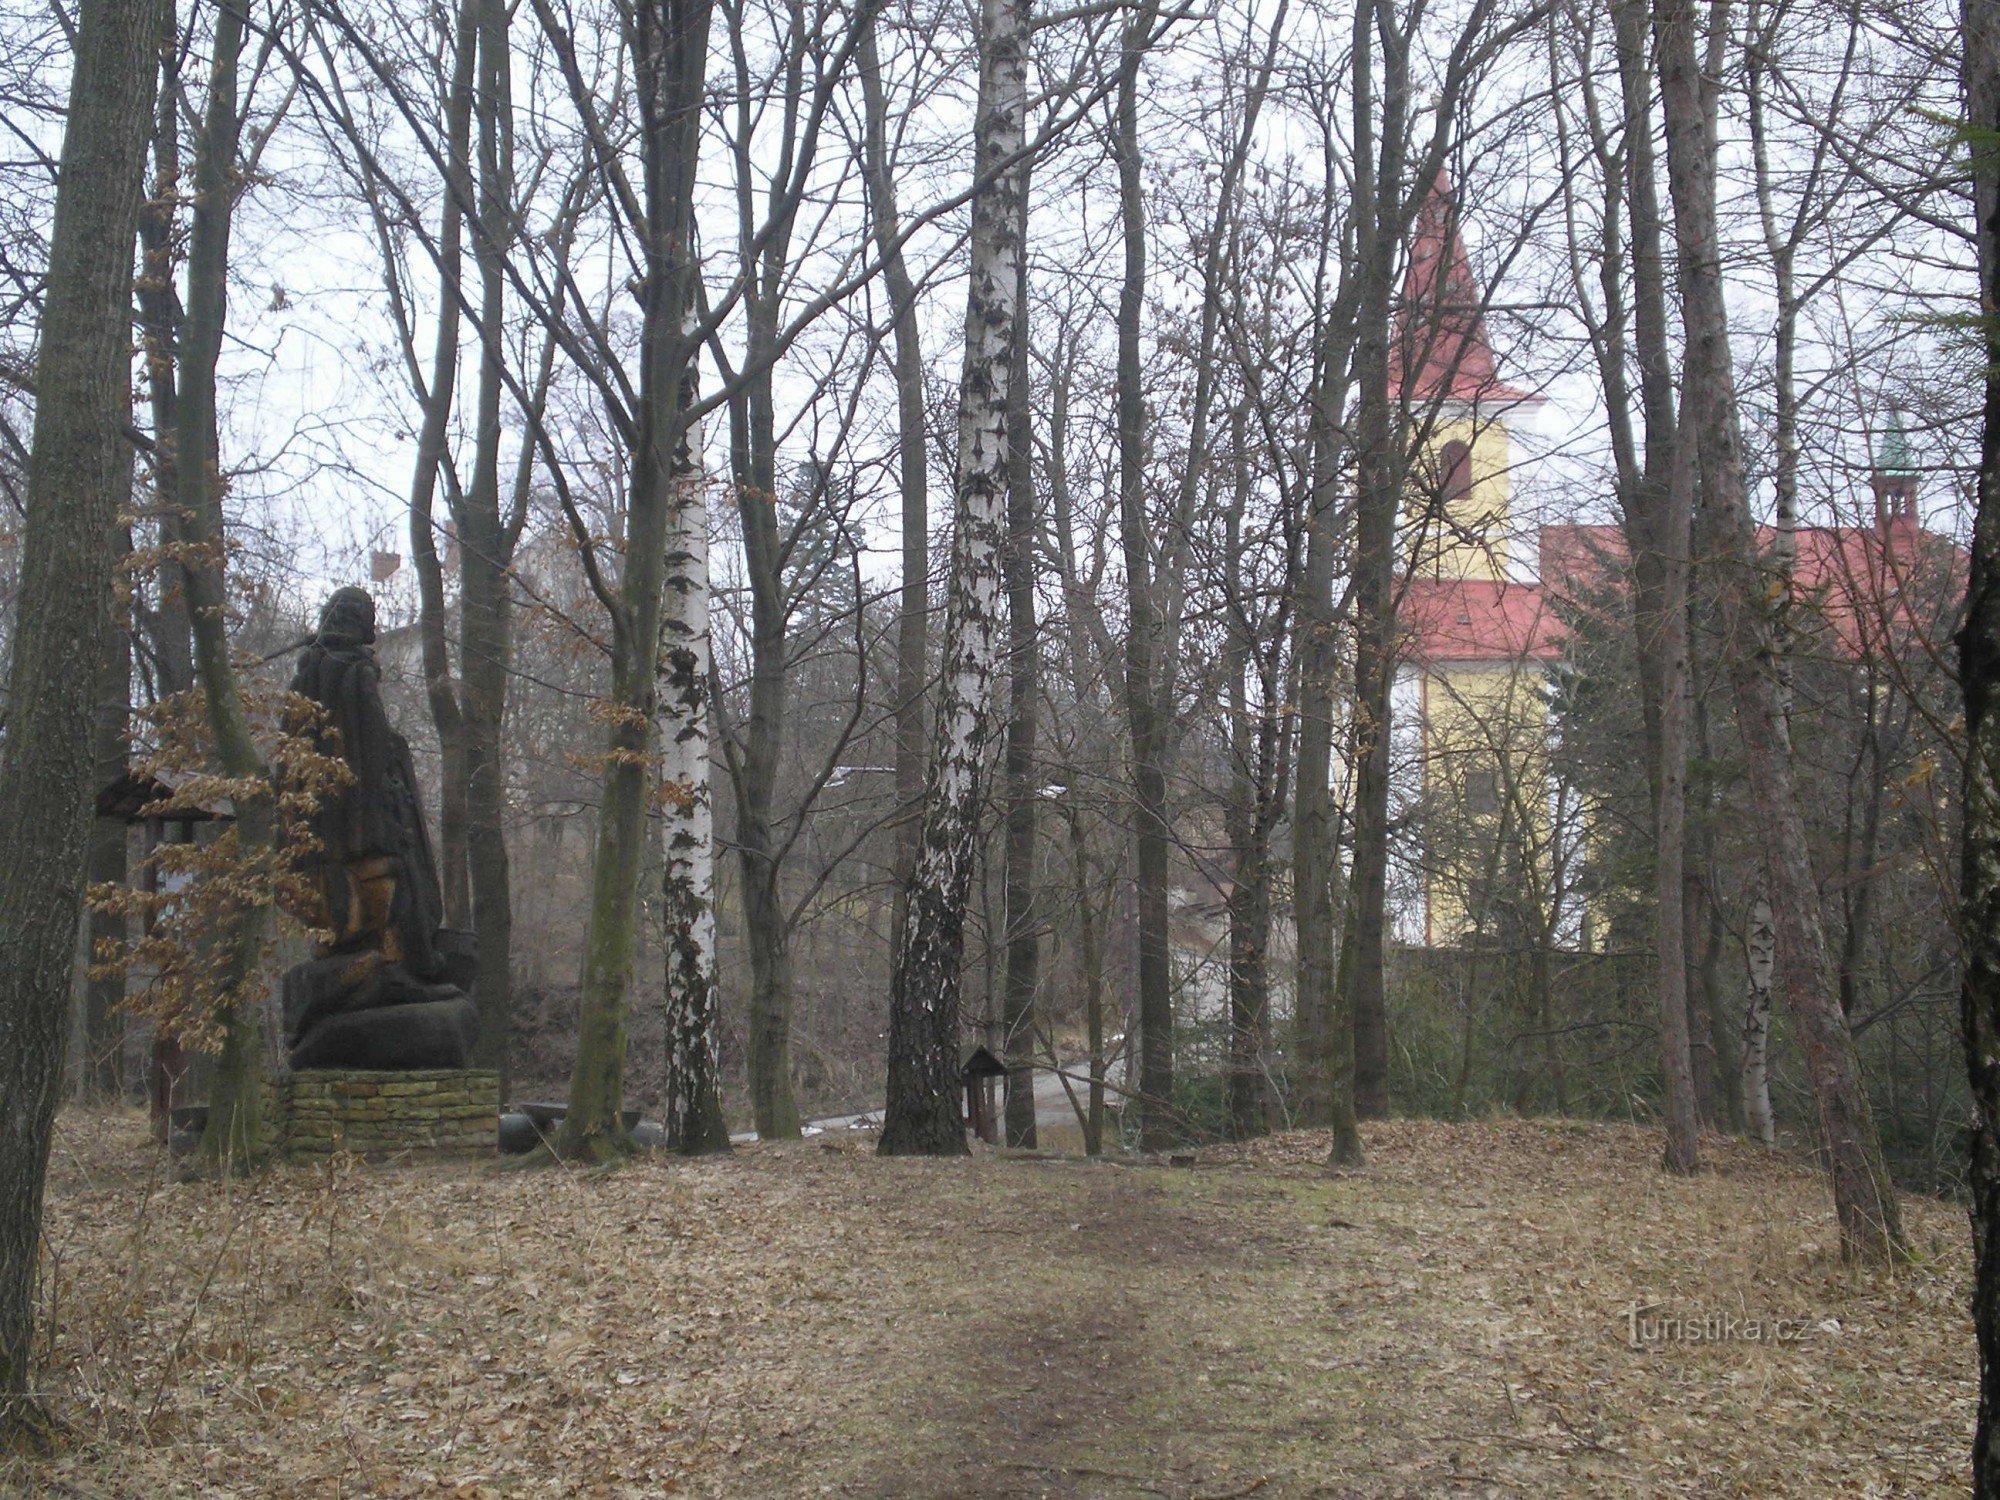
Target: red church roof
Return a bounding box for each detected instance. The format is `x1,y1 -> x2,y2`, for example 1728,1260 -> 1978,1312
1390,173 -> 1536,408
1400,576 -> 1564,665
1400,519 -> 1960,668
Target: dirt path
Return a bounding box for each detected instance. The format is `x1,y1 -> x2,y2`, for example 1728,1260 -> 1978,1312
814,1165 -> 1286,1499
712,1151 -> 1595,1498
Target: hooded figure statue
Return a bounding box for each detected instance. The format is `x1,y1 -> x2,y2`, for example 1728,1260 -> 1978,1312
288,586 -> 445,979
280,586 -> 477,1070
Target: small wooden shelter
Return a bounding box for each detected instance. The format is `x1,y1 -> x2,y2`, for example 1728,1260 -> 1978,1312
961,1045 -> 1007,1145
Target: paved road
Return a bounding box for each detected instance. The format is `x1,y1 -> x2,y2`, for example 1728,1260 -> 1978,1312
729,1063 -> 1099,1144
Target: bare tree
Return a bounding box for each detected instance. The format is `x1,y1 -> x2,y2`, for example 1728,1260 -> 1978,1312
553,0 -> 714,1159
1001,172 -> 1039,1149
1960,0 -> 2000,1485
1654,0 -> 1901,1261
1109,0 -> 1175,1151
172,0 -> 280,1162
660,382 -> 728,1152
0,0 -> 156,1436
879,0 -> 1028,1157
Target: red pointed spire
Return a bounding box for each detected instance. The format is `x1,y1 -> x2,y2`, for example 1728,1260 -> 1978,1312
1390,171 -> 1532,406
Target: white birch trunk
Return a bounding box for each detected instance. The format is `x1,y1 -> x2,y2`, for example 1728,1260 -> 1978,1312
1741,891 -> 1776,1146
879,0 -> 1027,1156
660,397 -> 728,1152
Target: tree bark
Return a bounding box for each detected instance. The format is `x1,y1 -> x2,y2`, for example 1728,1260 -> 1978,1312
858,15 -> 930,966
1741,890 -> 1776,1144
1338,0 -> 1406,1126
1604,0 -> 1701,1175
406,0 -> 473,932
721,2 -> 819,1141
879,0 -> 1027,1157
0,0 -> 157,1434
1294,284 -> 1361,1157
83,526 -> 135,1101
1655,0 -> 1901,1261
560,0 -> 712,1160
660,387 -> 728,1154
457,0 -> 517,1087
1223,408 -> 1280,1141
1111,1 -> 1174,1151
176,0 -> 270,1167
727,386 -> 800,1138
1958,0 -> 2000,1485
134,10 -> 194,1143
1001,174 -> 1039,1150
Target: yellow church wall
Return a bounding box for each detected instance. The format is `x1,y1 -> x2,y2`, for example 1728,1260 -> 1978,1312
1419,658 -> 1554,947
1404,412 -> 1512,583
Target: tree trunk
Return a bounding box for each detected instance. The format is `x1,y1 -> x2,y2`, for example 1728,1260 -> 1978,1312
459,0 -> 516,1086
1682,864 -> 1716,1122
729,369 -> 801,1137
723,7 -> 816,1139
879,0 -> 1027,1157
1605,0 -> 1701,1174
1067,811 -> 1107,1156
83,527 -> 134,1101
177,0 -> 269,1167
559,0 -> 712,1161
1339,0 -> 1406,1126
134,13 -> 194,1142
1294,308 -> 1361,1157
1111,3 -> 1174,1152
1959,3 -> 2000,1484
1741,890 -> 1776,1144
660,391 -> 729,1154
1655,0 -> 1901,1261
0,0 -> 156,1434
1000,176 -> 1039,1150
858,16 -> 930,966
405,0 -> 476,933
1651,597 -> 1702,1174
1224,408 -> 1278,1141
1689,624 -> 1738,1130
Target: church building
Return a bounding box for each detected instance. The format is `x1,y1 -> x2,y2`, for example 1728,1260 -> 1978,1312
1388,176 -> 1953,951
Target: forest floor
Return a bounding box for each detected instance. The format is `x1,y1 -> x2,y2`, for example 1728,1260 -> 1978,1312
1,1110 -> 1974,1499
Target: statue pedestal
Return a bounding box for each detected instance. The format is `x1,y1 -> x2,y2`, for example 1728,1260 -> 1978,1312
271,1069 -> 498,1161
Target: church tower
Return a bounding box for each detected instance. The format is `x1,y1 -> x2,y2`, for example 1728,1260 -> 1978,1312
1871,405 -> 1918,543
1392,173 -> 1536,584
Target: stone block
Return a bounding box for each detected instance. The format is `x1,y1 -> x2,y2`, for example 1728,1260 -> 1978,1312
269,1067 -> 498,1162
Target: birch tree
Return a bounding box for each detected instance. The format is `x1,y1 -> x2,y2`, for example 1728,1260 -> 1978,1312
879,0 -> 1028,1157
553,0 -> 713,1160
660,386 -> 728,1153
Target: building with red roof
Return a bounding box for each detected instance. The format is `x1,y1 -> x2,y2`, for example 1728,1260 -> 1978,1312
1386,178 -> 1957,948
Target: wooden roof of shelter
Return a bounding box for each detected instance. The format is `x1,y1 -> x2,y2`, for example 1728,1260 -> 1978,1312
961,1045 -> 1007,1079
95,769 -> 232,824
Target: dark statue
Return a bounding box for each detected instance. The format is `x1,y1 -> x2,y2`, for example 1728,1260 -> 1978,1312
280,586 -> 478,1069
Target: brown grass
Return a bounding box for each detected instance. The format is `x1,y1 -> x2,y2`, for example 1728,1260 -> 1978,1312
1,1109 -> 1974,1498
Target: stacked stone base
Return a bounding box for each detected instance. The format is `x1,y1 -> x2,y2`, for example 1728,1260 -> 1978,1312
271,1069 -> 499,1160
